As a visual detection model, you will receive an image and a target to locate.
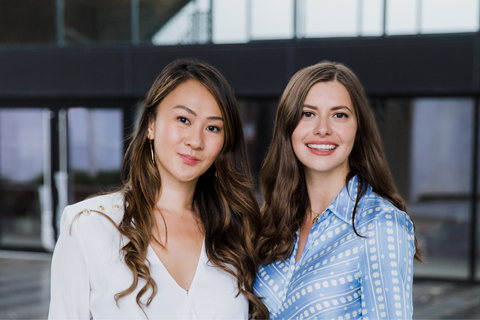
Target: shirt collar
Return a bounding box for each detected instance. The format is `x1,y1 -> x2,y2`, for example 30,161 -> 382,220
324,175 -> 372,225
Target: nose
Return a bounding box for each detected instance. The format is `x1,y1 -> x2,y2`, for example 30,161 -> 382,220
184,125 -> 204,150
313,117 -> 332,137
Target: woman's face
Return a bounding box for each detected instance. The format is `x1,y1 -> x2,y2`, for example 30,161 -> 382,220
147,80 -> 225,184
291,80 -> 357,178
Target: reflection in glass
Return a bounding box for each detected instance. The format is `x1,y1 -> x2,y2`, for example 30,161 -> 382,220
421,0 -> 478,34
64,0 -> 130,44
410,99 -> 473,279
0,109 -> 45,249
237,98 -> 278,182
151,0 -> 211,45
212,0 -> 248,43
476,102 -> 480,280
251,0 -> 293,40
304,0 -> 358,38
68,108 -> 123,203
0,0 -> 56,44
377,98 -> 474,279
360,0 -> 384,36
386,0 -> 418,35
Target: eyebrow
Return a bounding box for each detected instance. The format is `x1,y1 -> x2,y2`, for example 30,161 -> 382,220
303,104 -> 353,113
174,105 -> 196,116
174,105 -> 223,121
331,105 -> 353,113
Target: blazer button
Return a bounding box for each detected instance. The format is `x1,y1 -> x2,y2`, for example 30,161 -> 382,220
113,204 -> 120,212
98,205 -> 105,212
82,209 -> 90,215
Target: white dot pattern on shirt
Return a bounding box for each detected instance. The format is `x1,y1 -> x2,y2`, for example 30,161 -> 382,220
254,176 -> 415,320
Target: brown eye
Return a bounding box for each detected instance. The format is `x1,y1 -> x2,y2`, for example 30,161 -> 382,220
177,117 -> 190,124
206,125 -> 220,132
302,112 -> 314,118
334,113 -> 348,119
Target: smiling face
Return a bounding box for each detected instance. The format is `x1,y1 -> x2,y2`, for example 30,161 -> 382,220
147,80 -> 225,184
291,80 -> 357,179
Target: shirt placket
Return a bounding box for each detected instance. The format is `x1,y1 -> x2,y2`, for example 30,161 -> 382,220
280,210 -> 332,304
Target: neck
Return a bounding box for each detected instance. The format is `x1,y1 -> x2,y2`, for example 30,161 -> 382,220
304,166 -> 350,216
156,175 -> 198,214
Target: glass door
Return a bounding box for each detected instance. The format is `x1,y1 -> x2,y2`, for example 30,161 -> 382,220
0,108 -> 54,250
66,108 -> 124,205
0,106 -> 125,251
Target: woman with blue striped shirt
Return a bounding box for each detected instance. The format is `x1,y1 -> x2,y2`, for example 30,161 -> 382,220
254,61 -> 422,320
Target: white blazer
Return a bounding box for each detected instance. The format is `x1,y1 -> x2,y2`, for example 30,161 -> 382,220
48,193 -> 249,319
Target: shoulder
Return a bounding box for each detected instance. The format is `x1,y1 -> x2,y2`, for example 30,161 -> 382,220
356,191 -> 414,236
60,192 -> 125,232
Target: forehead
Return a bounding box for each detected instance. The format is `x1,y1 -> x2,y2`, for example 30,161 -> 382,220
157,80 -> 221,116
304,81 -> 352,107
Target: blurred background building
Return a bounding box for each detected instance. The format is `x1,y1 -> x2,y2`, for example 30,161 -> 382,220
1,0 -> 480,311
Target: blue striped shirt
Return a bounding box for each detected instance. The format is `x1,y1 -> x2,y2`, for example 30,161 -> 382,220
254,175 -> 415,320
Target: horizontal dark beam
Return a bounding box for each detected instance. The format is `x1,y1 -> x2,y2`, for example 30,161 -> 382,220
0,33 -> 478,99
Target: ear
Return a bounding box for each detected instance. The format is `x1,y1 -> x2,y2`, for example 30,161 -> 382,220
147,118 -> 155,140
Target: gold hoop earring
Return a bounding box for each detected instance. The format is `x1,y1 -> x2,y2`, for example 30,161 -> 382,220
149,139 -> 155,165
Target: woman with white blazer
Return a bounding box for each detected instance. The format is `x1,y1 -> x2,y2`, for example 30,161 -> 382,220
49,58 -> 269,319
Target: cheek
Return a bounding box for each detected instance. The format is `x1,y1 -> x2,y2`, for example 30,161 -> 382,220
156,121 -> 182,144
336,122 -> 357,146
210,136 -> 225,158
202,133 -> 225,161
346,125 -> 357,145
291,125 -> 308,151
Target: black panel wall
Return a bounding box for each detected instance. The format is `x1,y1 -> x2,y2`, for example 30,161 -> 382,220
0,33 -> 479,99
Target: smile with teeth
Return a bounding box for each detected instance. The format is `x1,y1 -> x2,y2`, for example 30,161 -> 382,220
307,144 -> 337,151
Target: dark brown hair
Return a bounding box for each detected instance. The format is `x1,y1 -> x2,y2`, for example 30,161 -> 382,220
256,61 -> 422,265
108,58 -> 267,318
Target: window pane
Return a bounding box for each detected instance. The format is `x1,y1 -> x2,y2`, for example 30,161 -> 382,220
64,0 -> 130,44
386,0 -> 418,35
421,0 -> 478,34
0,0 -> 56,44
150,0 -> 211,45
251,0 -> 294,40
212,0 -> 248,43
0,109 -> 45,249
377,98 -> 473,279
304,0 -> 359,38
68,108 -> 123,203
476,104 -> 480,280
410,98 -> 473,279
361,0 -> 384,36
237,98 -> 279,179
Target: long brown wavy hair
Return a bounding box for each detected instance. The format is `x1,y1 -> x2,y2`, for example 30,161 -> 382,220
256,61 -> 422,266
112,58 -> 267,318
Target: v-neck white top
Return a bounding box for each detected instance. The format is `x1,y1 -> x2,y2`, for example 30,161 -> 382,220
49,193 -> 249,319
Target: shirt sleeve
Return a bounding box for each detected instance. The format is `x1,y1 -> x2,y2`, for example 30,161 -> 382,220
48,206 -> 91,319
358,207 -> 415,320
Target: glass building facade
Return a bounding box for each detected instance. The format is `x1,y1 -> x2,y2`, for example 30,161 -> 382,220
1,0 -> 480,46
1,0 -> 480,283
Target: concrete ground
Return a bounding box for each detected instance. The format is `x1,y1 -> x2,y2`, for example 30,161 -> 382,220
0,252 -> 479,320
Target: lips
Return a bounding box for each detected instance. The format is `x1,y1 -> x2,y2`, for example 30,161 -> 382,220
307,143 -> 337,151
306,141 -> 338,155
179,154 -> 201,165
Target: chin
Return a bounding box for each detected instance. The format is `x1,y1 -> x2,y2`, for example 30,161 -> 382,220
175,171 -> 204,182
